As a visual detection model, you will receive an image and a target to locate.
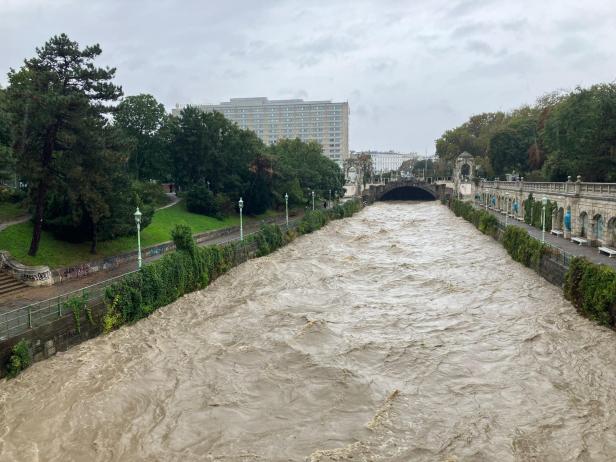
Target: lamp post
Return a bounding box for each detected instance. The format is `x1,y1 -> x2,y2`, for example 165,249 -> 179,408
238,197 -> 244,241
284,193 -> 289,227
505,193 -> 510,226
542,195 -> 547,243
134,207 -> 142,269
329,189 -> 332,207
311,190 -> 315,211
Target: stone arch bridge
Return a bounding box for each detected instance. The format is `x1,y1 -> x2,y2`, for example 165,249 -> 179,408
362,179 -> 451,203
479,178 -> 616,246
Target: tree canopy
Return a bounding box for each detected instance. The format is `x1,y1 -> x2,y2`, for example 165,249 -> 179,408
435,83 -> 616,182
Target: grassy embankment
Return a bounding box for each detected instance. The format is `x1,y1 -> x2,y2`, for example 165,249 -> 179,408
0,202 -> 28,222
0,201 -> 278,268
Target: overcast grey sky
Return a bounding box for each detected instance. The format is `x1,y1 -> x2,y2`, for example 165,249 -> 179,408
1,0 -> 615,153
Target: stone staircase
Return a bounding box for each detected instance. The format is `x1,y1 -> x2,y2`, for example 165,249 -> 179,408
0,270 -> 27,297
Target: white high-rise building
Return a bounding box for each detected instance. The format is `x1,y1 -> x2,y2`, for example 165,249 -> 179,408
173,97 -> 349,164
355,150 -> 418,173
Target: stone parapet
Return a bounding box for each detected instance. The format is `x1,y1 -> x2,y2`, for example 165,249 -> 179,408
0,251 -> 53,286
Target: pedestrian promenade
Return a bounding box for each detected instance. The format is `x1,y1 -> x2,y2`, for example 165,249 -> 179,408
479,204 -> 616,269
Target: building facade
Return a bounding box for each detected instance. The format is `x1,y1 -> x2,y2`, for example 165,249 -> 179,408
173,97 -> 349,164
354,150 -> 417,173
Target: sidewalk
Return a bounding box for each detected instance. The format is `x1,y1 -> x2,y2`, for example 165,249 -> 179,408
0,212 -> 299,312
479,205 -> 616,269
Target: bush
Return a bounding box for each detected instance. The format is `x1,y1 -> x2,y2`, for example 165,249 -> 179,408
564,257 -> 616,326
502,226 -> 546,270
450,199 -> 498,237
255,223 -> 284,256
133,181 -> 169,208
6,339 -> 31,378
171,224 -> 195,253
186,185 -> 229,219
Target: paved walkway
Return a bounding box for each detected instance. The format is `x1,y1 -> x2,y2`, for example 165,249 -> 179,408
0,212 -> 300,312
0,214 -> 30,232
480,205 -> 616,269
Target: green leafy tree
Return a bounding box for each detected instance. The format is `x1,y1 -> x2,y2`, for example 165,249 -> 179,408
5,34 -> 122,256
0,87 -> 15,184
115,94 -> 169,181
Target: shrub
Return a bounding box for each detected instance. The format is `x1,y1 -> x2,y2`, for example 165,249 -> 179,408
63,293 -> 91,334
502,226 -> 546,270
171,224 -> 195,253
255,223 -> 284,256
450,199 -> 498,237
564,257 -> 616,326
6,339 -> 32,378
186,185 -> 229,219
133,181 -> 169,208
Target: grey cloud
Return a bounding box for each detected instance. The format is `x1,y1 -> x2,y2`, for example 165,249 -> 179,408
1,0 -> 616,153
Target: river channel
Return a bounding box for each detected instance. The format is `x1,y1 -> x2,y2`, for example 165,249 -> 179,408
2,201 -> 616,461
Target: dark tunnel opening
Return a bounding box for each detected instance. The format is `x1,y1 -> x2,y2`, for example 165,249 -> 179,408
379,186 -> 436,201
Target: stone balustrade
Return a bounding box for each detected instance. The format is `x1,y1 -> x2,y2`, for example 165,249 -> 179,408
0,251 -> 53,286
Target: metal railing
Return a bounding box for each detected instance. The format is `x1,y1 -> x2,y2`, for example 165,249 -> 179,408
0,271 -> 135,341
0,217 -> 306,341
481,203 -> 574,267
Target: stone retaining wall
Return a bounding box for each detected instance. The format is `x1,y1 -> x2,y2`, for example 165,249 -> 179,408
0,251 -> 53,286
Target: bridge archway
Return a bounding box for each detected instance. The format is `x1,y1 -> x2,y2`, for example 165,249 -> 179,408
379,185 -> 437,201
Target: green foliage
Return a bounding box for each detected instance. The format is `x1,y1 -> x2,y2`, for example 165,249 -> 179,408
450,199 -> 498,237
115,94 -> 169,181
63,293 -> 90,334
523,194 -> 556,230
103,199 -> 361,333
436,83 -> 616,181
171,224 -> 195,253
564,257 -> 616,326
6,339 -> 32,378
502,226 -> 547,270
6,33 -> 123,257
255,223 -> 284,256
186,185 -> 229,219
133,181 -> 169,208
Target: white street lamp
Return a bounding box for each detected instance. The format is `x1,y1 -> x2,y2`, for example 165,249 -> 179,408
311,190 -> 315,211
238,197 -> 244,241
542,195 -> 548,243
285,192 -> 289,227
505,193 -> 510,227
134,207 -> 142,269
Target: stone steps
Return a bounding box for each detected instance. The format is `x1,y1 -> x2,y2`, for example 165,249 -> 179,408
0,271 -> 27,297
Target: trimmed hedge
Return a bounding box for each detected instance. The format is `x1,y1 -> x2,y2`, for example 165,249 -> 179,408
450,199 -> 498,237
564,257 -> 616,326
103,199 -> 361,332
502,226 -> 547,270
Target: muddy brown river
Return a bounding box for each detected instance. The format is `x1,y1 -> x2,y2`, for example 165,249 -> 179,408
2,201 -> 616,461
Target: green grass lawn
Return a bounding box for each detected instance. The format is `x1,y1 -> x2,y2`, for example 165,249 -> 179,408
0,201 -> 275,268
0,202 -> 28,222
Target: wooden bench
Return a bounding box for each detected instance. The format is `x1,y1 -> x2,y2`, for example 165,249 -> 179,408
550,229 -> 564,237
571,237 -> 588,246
598,247 -> 616,258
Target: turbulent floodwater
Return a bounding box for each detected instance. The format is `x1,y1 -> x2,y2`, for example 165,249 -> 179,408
2,201 -> 616,461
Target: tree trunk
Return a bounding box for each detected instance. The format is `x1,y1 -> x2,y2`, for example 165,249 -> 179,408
90,221 -> 98,254
28,124 -> 58,257
27,181 -> 47,256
